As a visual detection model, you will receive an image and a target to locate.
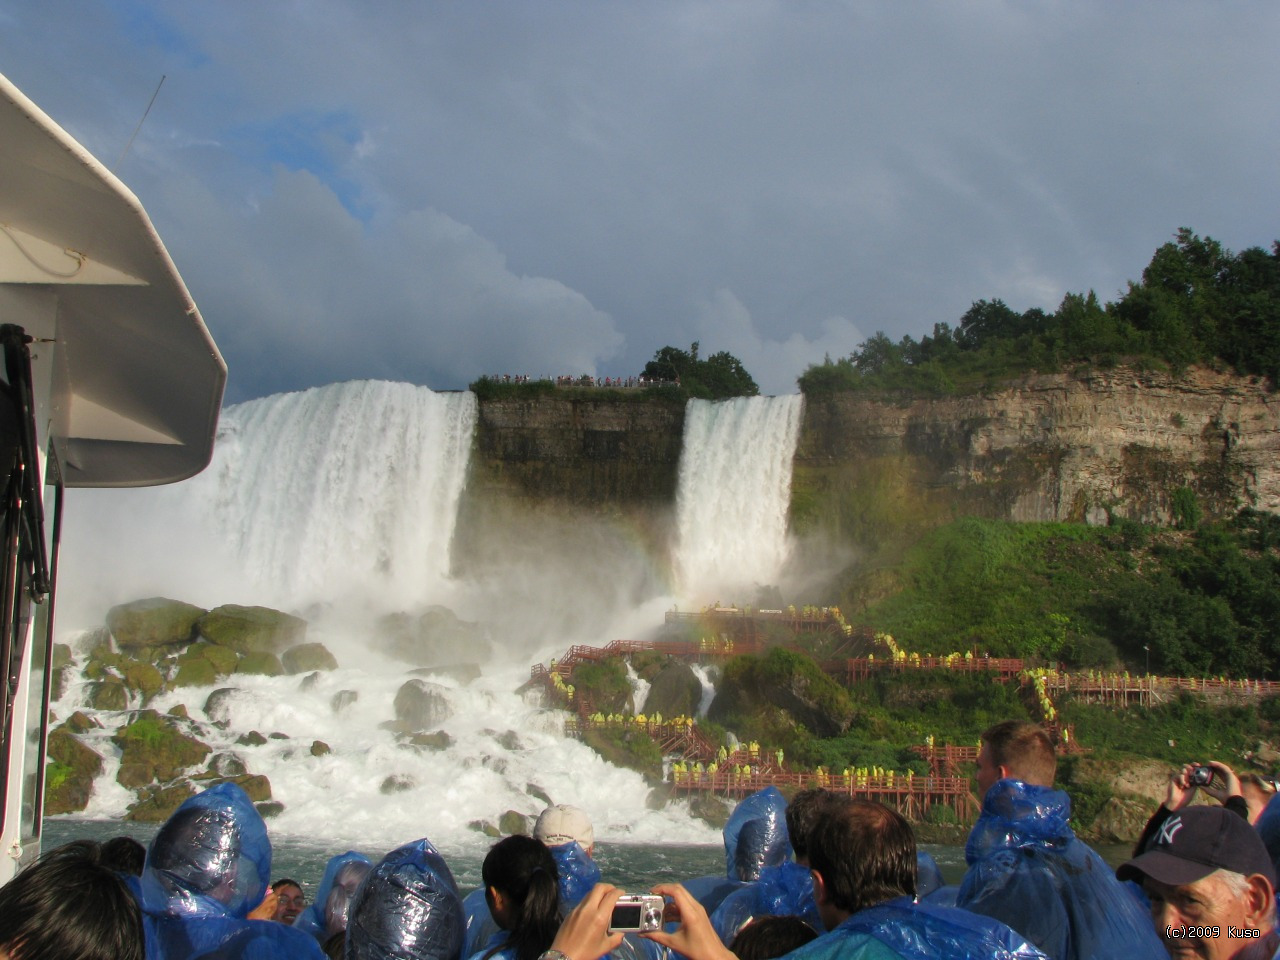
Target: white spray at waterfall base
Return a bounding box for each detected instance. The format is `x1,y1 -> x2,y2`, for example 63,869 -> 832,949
52,380 -> 807,852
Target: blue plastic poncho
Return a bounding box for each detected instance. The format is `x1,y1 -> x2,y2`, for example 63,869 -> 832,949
293,851 -> 374,942
192,923 -> 326,959
832,896 -> 1048,960
914,852 -> 944,900
140,782 -> 309,960
957,779 -> 1165,960
1255,791 -> 1280,877
682,787 -> 791,915
345,838 -> 465,960
461,887 -> 500,960
550,841 -> 601,910
710,860 -> 821,945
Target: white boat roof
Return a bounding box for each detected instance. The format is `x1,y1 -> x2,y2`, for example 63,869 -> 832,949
0,71 -> 226,487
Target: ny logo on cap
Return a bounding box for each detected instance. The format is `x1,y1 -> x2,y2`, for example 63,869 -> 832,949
1158,815 -> 1184,847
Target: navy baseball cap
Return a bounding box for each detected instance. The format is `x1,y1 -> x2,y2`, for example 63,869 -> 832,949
1117,806 -> 1277,887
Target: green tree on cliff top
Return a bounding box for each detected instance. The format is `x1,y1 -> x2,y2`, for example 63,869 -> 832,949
643,342 -> 760,399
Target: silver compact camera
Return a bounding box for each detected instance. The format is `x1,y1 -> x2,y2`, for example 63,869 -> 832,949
609,894 -> 665,933
1190,765 -> 1214,786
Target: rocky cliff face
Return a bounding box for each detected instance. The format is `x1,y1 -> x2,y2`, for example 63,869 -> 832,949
793,367 -> 1280,545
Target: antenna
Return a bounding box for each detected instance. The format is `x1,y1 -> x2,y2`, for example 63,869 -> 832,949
115,74 -> 166,172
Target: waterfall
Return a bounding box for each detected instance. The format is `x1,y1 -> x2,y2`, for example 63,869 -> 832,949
673,395 -> 804,604
54,380 -> 719,851
626,661 -> 652,714
689,663 -> 718,718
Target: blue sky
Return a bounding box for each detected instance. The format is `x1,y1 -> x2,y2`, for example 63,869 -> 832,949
3,1 -> 1277,401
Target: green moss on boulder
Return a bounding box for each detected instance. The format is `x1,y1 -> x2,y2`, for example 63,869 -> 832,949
123,662 -> 166,699
235,651 -> 284,676
108,598 -> 206,652
125,782 -> 196,822
44,729 -> 104,814
87,678 -> 129,711
112,710 -> 212,788
172,659 -> 217,688
281,643 -> 338,674
197,605 -> 306,655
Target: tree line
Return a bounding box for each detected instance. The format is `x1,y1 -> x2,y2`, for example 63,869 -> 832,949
799,228 -> 1280,395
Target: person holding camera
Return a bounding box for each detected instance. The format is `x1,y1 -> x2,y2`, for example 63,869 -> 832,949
1133,761 -> 1251,858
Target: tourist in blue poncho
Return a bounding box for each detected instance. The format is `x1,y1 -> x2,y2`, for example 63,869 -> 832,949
345,837 -> 465,960
682,787 -> 791,915
956,721 -> 1165,960
291,851 -> 373,944
561,798 -> 1047,960
139,782 -> 323,960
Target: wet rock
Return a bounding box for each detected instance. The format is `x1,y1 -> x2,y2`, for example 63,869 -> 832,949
373,607 -> 492,668
207,752 -> 248,777
44,729 -> 104,815
172,658 -> 217,688
168,704 -> 190,719
237,731 -> 268,747
62,711 -> 101,734
469,820 -> 501,837
51,643 -> 74,670
197,604 -> 306,655
688,793 -> 732,829
113,710 -> 212,788
526,783 -> 553,807
1090,795 -> 1152,843
300,672 -> 321,691
87,678 -> 129,711
391,679 -> 453,732
235,651 -> 284,677
125,782 -> 196,822
282,642 -> 338,674
108,598 -> 206,653
643,662 -> 705,718
495,731 -> 523,751
256,801 -> 285,819
203,687 -> 239,725
310,740 -> 331,756
499,810 -> 530,835
401,731 -> 454,751
331,690 -> 359,713
123,662 -> 165,699
224,774 -> 272,803
380,774 -> 416,794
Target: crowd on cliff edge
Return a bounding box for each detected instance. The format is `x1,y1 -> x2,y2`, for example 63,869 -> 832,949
4,720 -> 1280,960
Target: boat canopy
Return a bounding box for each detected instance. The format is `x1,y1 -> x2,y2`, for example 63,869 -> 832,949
0,71 -> 226,487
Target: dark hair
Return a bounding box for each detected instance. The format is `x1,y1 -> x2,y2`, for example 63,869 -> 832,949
982,720 -> 1056,786
101,835 -> 147,876
323,930 -> 345,960
785,788 -> 834,863
481,836 -> 560,960
730,915 -> 819,960
0,840 -> 143,960
807,799 -> 916,915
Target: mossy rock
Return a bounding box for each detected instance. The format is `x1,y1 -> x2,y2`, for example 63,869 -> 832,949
125,782 -> 196,822
237,731 -> 268,747
469,820 -> 502,837
281,643 -> 338,674
235,651 -> 284,677
172,658 -> 218,688
402,731 -> 453,751
499,810 -> 530,835
87,678 -> 129,711
643,662 -> 705,718
256,801 -> 285,819
112,709 -> 212,787
527,783 -> 553,807
203,687 -> 239,725
310,740 -> 331,756
51,643 -> 74,671
220,774 -> 272,803
108,597 -> 206,652
49,667 -> 68,701
83,649 -> 126,680
168,704 -> 190,719
688,793 -> 732,829
123,662 -> 166,699
61,711 -> 101,734
373,607 -> 492,668
44,730 -> 104,815
206,753 -> 248,778
197,605 -> 306,655
176,642 -> 240,678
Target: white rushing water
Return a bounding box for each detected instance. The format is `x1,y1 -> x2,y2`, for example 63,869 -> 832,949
54,380 -> 721,852
673,395 -> 804,605
689,663 -> 718,718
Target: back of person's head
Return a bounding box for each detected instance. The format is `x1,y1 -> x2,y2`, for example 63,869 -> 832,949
144,782 -> 271,919
345,838 -> 464,960
807,799 -> 916,916
101,835 -> 147,876
0,840 -> 143,960
326,860 -> 373,937
481,835 -> 560,960
981,720 -> 1057,787
785,788 -> 835,864
729,915 -> 819,960
724,787 -> 791,881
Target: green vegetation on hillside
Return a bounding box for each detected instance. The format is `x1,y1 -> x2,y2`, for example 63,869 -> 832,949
642,343 -> 759,399
799,229 -> 1280,395
844,510 -> 1280,678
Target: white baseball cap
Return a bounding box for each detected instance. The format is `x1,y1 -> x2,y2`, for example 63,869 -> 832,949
534,804 -> 594,848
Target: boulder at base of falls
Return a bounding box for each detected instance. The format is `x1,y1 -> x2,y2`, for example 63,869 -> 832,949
87,678 -> 130,711
235,651 -> 284,677
126,782 -> 197,822
499,810 -> 530,835
469,820 -> 502,838
44,729 -> 104,814
688,793 -> 732,829
282,642 -> 338,674
373,606 -> 493,668
196,604 -> 307,655
387,679 -> 453,733
113,710 -> 212,788
380,774 -> 416,794
643,662 -> 705,718
108,598 -> 206,653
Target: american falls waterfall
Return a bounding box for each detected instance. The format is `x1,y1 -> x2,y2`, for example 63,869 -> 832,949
673,395 -> 805,604
54,380 -> 716,851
